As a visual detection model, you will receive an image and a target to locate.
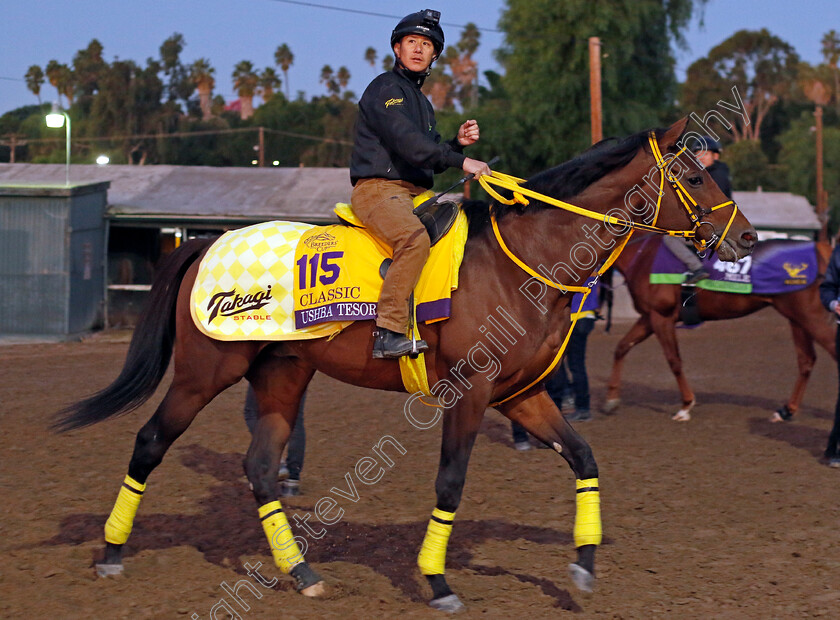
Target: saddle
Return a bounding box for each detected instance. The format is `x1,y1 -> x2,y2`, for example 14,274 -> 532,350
334,193 -> 460,246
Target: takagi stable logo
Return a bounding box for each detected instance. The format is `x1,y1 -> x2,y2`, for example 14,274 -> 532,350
207,286 -> 273,321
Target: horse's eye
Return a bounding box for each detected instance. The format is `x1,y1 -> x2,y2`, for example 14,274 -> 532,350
688,175 -> 703,187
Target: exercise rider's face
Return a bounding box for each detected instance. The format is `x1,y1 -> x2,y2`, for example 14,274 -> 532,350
394,34 -> 436,73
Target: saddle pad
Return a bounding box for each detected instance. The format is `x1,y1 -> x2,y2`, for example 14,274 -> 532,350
190,212 -> 468,341
650,238 -> 818,295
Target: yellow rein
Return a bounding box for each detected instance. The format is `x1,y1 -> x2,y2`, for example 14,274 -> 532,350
482,132 -> 739,406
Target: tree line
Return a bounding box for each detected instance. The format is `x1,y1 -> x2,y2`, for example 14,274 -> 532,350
1,1 -> 839,233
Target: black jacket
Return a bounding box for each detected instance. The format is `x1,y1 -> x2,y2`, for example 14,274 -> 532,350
708,160 -> 732,199
350,66 -> 465,189
819,243 -> 840,322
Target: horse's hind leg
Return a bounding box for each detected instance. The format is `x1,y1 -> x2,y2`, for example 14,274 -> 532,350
499,390 -> 601,592
97,340 -> 257,576
242,356 -> 325,596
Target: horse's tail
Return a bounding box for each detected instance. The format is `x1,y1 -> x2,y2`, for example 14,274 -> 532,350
53,237 -> 213,432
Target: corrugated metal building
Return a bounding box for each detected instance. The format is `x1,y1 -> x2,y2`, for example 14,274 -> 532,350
0,182 -> 107,335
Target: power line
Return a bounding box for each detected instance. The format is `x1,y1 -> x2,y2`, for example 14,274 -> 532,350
4,125 -> 352,147
267,0 -> 501,33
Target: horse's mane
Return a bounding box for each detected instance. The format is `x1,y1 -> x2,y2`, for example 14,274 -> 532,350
464,126 -> 667,237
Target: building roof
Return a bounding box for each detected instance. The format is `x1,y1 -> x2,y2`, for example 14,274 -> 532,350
0,163 -> 352,224
0,164 -> 821,234
732,190 -> 820,233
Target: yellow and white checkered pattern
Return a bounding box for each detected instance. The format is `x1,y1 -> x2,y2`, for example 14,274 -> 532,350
191,221 -> 348,341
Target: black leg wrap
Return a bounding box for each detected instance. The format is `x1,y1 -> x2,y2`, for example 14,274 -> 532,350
775,404 -> 794,421
290,562 -> 323,592
576,544 -> 596,574
426,574 -> 454,599
102,542 -> 123,565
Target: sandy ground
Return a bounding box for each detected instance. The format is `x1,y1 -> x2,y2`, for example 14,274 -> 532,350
1,309 -> 838,619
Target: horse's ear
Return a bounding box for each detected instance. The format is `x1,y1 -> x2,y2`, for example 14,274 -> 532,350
658,117 -> 690,151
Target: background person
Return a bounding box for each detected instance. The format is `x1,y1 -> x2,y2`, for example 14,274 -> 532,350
818,242 -> 840,468
662,135 -> 732,284
546,278 -> 600,422
350,8 -> 491,359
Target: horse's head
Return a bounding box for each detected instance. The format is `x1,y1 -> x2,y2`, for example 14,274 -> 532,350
639,118 -> 757,262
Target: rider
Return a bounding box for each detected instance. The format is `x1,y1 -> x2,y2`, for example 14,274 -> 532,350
350,8 -> 491,359
662,135 -> 733,284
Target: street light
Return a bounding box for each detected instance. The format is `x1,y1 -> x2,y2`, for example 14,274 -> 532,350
45,102 -> 71,186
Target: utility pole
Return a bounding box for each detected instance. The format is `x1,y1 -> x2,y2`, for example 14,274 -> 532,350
589,37 -> 603,145
0,134 -> 27,163
815,106 -> 828,242
258,126 -> 265,167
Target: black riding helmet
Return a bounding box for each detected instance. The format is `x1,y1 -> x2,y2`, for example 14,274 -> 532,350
691,135 -> 722,154
391,9 -> 445,57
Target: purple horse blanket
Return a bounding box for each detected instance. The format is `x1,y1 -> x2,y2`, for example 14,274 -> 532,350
651,238 -> 818,294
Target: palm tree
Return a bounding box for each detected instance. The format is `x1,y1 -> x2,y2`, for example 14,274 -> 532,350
320,65 -> 339,97
258,67 -> 281,103
189,58 -> 216,120
57,64 -> 75,106
232,60 -> 259,119
822,29 -> 840,112
24,65 -> 45,104
274,43 -> 294,99
364,47 -> 377,73
382,55 -> 394,72
45,59 -> 65,105
336,66 -> 351,92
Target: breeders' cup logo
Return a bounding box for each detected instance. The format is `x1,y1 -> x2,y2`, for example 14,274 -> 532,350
207,286 -> 273,321
303,231 -> 338,251
782,262 -> 808,279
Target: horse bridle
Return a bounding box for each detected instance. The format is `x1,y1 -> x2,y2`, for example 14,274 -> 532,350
646,131 -> 739,254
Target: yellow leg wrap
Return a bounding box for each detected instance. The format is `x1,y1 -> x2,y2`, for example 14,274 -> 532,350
417,508 -> 455,575
259,500 -> 304,574
574,478 -> 602,547
104,475 -> 146,545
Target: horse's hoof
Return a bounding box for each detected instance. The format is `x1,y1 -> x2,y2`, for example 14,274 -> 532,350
671,410 -> 691,422
770,405 -> 794,423
95,563 -> 124,577
291,562 -> 325,597
568,562 -> 594,592
601,399 -> 620,414
429,593 -> 465,613
299,581 -> 327,597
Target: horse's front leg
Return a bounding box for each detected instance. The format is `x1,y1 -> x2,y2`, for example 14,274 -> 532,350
650,311 -> 695,421
604,315 -> 653,413
418,392 -> 488,613
498,389 -> 601,592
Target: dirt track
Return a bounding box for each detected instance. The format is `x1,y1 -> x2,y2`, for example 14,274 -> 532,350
1,309 -> 839,619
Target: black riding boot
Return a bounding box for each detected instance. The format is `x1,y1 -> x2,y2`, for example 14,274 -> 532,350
373,328 -> 428,359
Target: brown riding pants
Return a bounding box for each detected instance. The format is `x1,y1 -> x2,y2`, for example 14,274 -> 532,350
351,178 -> 431,333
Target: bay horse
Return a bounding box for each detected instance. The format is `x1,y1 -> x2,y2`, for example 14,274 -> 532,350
55,118 -> 756,612
605,234 -> 835,421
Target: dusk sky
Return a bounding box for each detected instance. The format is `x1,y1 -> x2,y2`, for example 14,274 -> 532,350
1,0 -> 838,115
